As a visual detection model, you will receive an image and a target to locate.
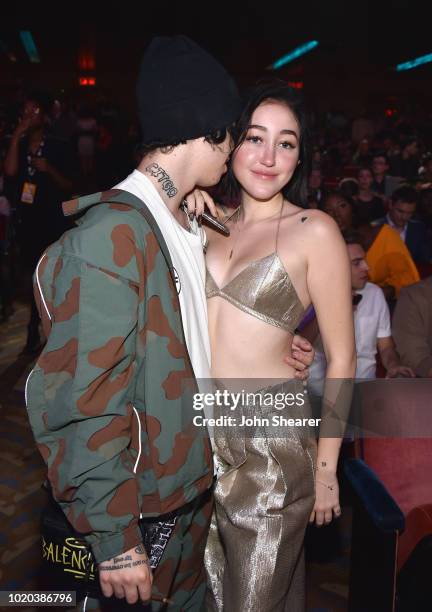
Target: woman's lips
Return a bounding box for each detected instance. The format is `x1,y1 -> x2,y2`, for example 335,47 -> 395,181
251,171 -> 278,180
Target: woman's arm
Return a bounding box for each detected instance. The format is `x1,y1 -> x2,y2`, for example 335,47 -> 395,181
306,212 -> 356,525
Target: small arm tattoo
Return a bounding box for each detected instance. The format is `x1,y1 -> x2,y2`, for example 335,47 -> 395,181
135,544 -> 147,555
100,559 -> 150,571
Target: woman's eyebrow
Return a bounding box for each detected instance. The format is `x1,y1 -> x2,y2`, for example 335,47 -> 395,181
248,124 -> 298,139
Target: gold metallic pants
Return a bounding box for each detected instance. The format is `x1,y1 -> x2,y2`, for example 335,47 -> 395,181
205,382 -> 316,612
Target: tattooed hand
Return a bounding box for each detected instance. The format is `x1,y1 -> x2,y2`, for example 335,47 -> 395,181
99,544 -> 153,604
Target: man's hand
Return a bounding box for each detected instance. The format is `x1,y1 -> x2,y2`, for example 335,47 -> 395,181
184,188 -> 218,218
386,365 -> 415,378
99,544 -> 153,604
284,334 -> 315,381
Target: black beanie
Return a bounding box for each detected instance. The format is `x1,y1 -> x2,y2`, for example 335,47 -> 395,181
137,35 -> 241,144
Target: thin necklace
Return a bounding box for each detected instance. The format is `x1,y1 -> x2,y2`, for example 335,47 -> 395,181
228,198 -> 285,260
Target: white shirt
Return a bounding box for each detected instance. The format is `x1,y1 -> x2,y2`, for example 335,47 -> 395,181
386,214 -> 407,242
115,170 -> 211,380
309,282 -> 392,393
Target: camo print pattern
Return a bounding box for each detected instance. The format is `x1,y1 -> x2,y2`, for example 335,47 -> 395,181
26,190 -> 213,563
75,489 -> 213,611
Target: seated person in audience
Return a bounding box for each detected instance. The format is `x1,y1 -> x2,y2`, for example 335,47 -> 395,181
323,191 -> 419,300
389,137 -> 421,182
356,166 -> 385,223
418,154 -> 432,185
304,232 -> 414,394
392,276 -> 432,377
418,188 -> 432,255
380,131 -> 400,159
374,185 -> 430,264
371,151 -> 402,197
307,163 -> 325,208
339,177 -> 359,201
352,137 -> 371,167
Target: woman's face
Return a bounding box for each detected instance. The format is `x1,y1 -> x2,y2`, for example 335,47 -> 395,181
232,101 -> 300,201
357,168 -> 373,190
324,194 -> 353,231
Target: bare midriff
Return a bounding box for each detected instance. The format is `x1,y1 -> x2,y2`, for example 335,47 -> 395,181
208,296 -> 296,381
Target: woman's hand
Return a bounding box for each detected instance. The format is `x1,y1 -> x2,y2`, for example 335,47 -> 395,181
13,116 -> 32,139
309,470 -> 341,526
183,188 -> 218,219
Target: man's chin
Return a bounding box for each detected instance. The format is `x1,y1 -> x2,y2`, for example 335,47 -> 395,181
197,176 -> 223,189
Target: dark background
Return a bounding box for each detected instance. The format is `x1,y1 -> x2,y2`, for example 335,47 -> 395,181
1,0 -> 431,115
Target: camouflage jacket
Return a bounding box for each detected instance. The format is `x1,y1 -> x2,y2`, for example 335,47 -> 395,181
26,189 -> 213,563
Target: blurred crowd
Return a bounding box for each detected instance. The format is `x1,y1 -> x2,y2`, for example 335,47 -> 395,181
0,89 -> 142,351
0,88 -> 431,369
304,107 -> 432,382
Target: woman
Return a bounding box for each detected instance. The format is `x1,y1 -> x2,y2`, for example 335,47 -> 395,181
322,190 -> 419,299
356,166 -> 385,223
196,82 -> 356,611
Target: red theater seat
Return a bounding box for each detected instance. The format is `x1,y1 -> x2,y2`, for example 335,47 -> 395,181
344,379 -> 432,611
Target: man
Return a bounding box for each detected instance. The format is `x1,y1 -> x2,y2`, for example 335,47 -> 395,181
371,151 -> 402,197
4,92 -> 74,352
344,233 -> 414,379
393,276 -> 432,377
308,232 -> 413,393
27,37 -> 313,610
375,185 -> 430,264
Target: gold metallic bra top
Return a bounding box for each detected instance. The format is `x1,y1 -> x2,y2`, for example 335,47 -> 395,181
206,204 -> 305,334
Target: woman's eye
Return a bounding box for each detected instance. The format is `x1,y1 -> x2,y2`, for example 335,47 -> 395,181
280,141 -> 295,149
246,135 -> 262,144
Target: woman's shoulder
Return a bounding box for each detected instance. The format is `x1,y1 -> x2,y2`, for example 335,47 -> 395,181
282,206 -> 339,238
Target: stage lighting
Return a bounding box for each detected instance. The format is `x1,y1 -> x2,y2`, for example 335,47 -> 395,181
19,31 -> 40,63
269,41 -> 319,70
396,53 -> 432,71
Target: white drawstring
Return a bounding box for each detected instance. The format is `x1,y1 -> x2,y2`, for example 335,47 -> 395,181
132,405 -> 143,519
35,253 -> 51,321
24,370 -> 35,407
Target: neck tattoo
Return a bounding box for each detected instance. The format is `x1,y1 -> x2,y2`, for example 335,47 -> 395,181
145,162 -> 178,198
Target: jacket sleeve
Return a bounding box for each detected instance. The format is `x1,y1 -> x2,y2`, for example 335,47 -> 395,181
30,247 -> 143,563
392,288 -> 432,377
